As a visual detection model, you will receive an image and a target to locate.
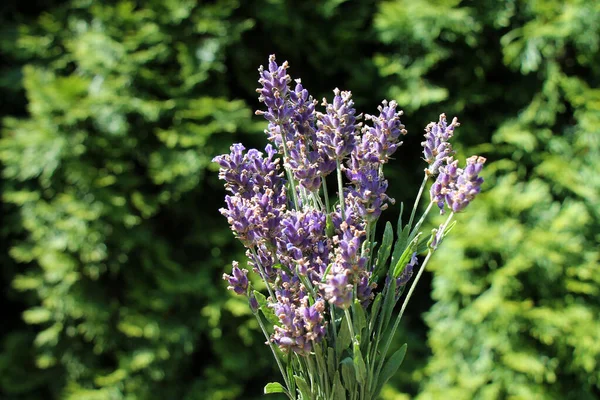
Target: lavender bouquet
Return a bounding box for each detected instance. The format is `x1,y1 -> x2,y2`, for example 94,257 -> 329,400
213,55 -> 485,400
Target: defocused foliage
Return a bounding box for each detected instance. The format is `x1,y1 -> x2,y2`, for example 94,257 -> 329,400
1,0 -> 598,399
0,1 -> 264,399
374,0 -> 600,398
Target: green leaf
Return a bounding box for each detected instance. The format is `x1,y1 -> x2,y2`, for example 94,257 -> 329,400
369,293 -> 382,332
327,347 -> 336,380
287,355 -> 296,395
353,343 -> 367,384
326,213 -> 335,238
321,263 -> 333,282
380,278 -> 397,333
374,343 -> 407,397
392,234 -> 420,278
254,290 -> 279,327
390,221 -> 411,269
264,382 -> 286,395
294,375 -> 311,400
331,371 -> 346,400
352,299 -> 367,337
340,357 -> 356,389
373,221 -> 394,280
336,313 -> 352,359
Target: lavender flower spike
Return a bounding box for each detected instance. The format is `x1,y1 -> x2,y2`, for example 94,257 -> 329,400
256,54 -> 293,125
430,159 -> 460,214
223,261 -> 249,295
446,155 -> 486,213
361,100 -> 407,164
321,273 -> 353,309
316,88 -> 360,161
422,114 -> 459,176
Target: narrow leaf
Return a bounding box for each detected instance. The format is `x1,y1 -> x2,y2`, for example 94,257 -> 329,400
327,347 -> 336,381
369,293 -> 382,332
294,375 -> 311,400
352,299 -> 367,337
254,290 -> 279,326
340,357 -> 356,389
374,343 -> 407,397
380,278 -> 396,333
336,313 -> 352,358
373,221 -> 394,281
390,224 -> 411,268
331,371 -> 346,400
392,234 -> 420,278
264,382 -> 286,394
353,343 -> 367,384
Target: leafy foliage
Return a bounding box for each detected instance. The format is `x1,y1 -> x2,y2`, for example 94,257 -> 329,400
0,1 -> 266,399
374,0 -> 600,398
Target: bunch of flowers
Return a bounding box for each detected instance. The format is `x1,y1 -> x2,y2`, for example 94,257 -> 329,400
214,55 -> 485,400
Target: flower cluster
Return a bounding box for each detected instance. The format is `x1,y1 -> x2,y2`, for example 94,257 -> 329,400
214,55 -> 486,399
430,151 -> 486,214
422,113 -> 458,176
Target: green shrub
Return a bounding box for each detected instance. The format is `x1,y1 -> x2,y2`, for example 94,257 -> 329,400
374,0 -> 600,398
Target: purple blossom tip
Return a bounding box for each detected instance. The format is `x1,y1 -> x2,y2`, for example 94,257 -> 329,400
223,261 -> 249,295
422,113 -> 459,176
430,155 -> 486,214
322,273 -> 353,309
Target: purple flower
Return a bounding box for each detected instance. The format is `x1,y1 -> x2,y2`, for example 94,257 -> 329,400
343,100 -> 405,221
316,88 -> 359,162
445,156 -> 486,213
321,220 -> 374,307
430,156 -> 485,214
272,296 -> 326,354
356,100 -> 407,165
345,166 -> 393,222
249,292 -> 260,313
214,144 -> 287,246
430,159 -> 460,214
223,261 -> 249,295
213,143 -> 284,201
357,274 -> 376,307
334,222 -> 367,275
421,114 -> 458,176
321,273 -> 353,309
277,210 -> 331,280
256,54 -> 293,125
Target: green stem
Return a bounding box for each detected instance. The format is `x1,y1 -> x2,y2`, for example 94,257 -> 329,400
336,160 -> 345,220
368,280 -> 391,393
280,130 -> 300,210
314,343 -> 330,399
374,212 -> 455,387
408,174 -> 429,230
299,273 -> 317,304
330,305 -> 338,349
322,177 -> 331,213
250,248 -> 276,301
410,201 -> 434,239
254,312 -> 292,397
344,308 -> 357,345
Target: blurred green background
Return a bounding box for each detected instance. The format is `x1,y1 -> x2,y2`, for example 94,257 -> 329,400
0,0 -> 598,399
